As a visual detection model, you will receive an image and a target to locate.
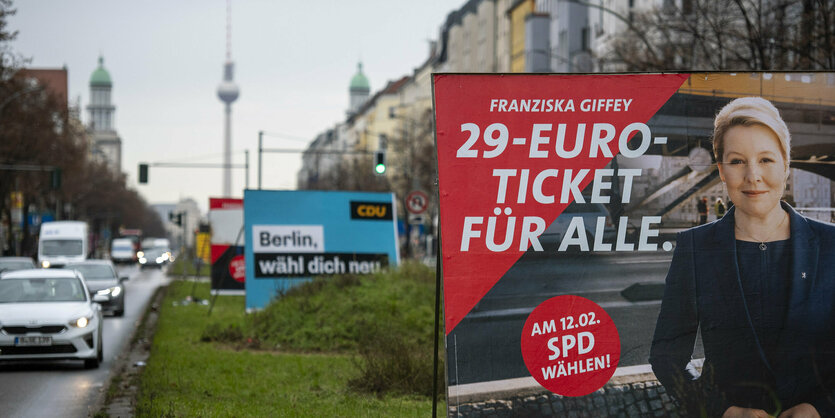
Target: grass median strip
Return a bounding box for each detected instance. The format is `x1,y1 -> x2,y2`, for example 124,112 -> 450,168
136,263 -> 440,417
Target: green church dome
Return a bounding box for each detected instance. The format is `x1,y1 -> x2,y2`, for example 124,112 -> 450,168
90,56 -> 112,86
350,62 -> 369,91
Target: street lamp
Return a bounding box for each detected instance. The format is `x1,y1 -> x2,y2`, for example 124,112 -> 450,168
257,130 -> 311,189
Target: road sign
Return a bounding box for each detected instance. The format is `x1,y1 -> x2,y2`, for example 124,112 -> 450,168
406,190 -> 429,215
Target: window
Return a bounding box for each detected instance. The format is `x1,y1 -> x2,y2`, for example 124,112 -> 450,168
581,27 -> 589,51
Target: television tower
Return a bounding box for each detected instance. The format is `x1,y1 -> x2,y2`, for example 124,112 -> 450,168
217,0 -> 239,197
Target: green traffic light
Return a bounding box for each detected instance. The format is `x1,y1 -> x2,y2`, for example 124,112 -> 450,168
375,163 -> 386,174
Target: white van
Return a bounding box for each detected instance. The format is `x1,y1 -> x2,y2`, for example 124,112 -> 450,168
110,238 -> 136,264
152,238 -> 170,251
38,221 -> 88,268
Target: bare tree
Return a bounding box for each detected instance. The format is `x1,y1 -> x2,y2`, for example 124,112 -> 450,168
609,0 -> 835,71
299,153 -> 391,193
0,0 -> 164,255
0,0 -> 21,81
296,111 -> 438,260
388,108 -> 438,259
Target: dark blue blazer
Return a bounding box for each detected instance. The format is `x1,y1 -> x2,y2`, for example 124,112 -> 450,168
650,202 -> 835,416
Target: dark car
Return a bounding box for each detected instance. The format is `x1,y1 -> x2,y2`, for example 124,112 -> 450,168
63,260 -> 127,316
138,247 -> 170,269
0,257 -> 36,274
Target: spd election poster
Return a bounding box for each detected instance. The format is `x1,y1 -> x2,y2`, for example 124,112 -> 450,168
209,197 -> 245,295
433,73 -> 835,416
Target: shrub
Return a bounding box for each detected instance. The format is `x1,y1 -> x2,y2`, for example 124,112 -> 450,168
347,325 -> 439,397
198,261 -> 444,397
246,262 -> 436,353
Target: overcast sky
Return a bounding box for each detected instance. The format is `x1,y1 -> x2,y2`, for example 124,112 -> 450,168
10,0 -> 458,213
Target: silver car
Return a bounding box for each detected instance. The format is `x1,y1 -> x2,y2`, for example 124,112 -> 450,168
0,269 -> 105,368
0,257 -> 36,273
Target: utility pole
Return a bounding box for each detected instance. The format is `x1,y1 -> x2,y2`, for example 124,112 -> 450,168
258,130 -> 263,189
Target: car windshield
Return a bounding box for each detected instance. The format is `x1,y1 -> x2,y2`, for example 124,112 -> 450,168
67,264 -> 116,280
41,239 -> 83,256
112,244 -> 132,251
0,277 -> 87,303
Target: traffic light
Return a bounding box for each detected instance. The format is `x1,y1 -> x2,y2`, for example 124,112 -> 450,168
169,212 -> 182,226
374,151 -> 386,175
138,164 -> 148,184
50,168 -> 62,189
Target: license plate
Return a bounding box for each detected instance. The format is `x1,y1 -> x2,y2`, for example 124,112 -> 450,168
14,336 -> 52,346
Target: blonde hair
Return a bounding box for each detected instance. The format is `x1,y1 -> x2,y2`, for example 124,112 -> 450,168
712,97 -> 791,169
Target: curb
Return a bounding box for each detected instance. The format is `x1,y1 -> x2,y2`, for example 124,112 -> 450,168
89,284 -> 168,417
446,360 -> 703,405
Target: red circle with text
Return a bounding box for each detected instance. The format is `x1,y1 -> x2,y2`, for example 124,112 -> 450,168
521,295 -> 620,397
229,255 -> 246,283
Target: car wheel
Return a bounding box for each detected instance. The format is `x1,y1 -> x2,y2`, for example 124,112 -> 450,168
84,331 -> 103,369
84,352 -> 100,369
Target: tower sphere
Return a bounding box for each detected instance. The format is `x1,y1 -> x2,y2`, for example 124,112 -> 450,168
217,80 -> 239,103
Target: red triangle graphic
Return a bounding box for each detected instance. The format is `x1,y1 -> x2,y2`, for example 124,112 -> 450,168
434,74 -> 689,334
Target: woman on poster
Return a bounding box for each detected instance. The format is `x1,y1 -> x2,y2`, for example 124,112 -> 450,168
650,97 -> 835,418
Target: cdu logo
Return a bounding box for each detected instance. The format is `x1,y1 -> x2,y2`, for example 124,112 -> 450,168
350,201 -> 393,221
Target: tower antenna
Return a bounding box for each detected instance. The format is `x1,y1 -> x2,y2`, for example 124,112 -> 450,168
217,0 -> 240,197
226,0 -> 232,61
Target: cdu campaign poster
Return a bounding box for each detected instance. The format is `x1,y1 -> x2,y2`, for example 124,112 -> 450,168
243,189 -> 399,311
209,197 -> 245,295
434,73 -> 835,416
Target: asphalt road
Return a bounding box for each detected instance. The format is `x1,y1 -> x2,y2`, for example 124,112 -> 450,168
0,264 -> 169,418
447,249 -> 706,385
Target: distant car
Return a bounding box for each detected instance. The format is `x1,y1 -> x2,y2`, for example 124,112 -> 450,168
0,257 -> 36,274
0,268 -> 104,368
138,247 -> 171,269
110,238 -> 137,264
540,200 -> 617,250
63,260 -> 127,317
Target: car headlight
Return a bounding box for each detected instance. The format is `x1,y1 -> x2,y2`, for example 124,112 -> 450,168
139,257 -> 147,264
70,314 -> 93,328
41,260 -> 50,268
96,286 -> 122,297
137,251 -> 144,257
